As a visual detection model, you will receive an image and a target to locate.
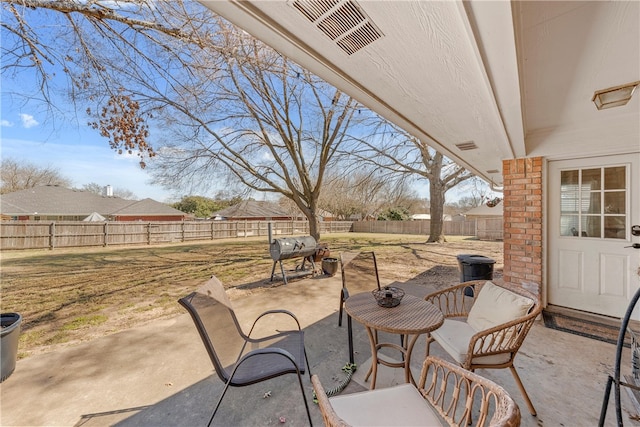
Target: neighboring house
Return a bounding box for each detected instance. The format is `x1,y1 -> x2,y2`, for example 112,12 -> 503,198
0,185 -> 187,221
411,213 -> 430,221
464,201 -> 504,220
465,201 -> 504,241
202,2 -> 640,323
211,200 -> 303,221
411,213 -> 453,221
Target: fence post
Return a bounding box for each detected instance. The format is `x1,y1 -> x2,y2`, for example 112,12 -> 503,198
181,221 -> 185,242
49,222 -> 55,250
104,222 -> 108,247
148,222 -> 152,245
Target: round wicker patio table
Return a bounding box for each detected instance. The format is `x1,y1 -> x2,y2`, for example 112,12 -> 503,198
345,292 -> 444,389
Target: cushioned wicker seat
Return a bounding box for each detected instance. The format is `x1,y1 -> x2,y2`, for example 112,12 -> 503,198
425,280 -> 541,416
312,356 -> 521,426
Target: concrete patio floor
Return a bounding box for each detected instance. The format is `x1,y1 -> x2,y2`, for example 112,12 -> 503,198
1,270 -> 639,426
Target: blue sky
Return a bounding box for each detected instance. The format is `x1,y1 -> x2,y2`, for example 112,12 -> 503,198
0,96 -> 179,203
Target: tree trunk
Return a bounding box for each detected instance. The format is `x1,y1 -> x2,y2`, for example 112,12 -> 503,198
307,211 -> 321,242
427,180 -> 446,243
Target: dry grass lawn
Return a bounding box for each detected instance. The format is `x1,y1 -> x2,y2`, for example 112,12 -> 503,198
1,233 -> 502,359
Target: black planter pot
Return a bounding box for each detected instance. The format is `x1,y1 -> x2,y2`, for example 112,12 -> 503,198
1,313 -> 22,382
322,257 -> 339,277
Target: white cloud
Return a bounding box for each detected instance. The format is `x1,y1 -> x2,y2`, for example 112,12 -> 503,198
1,119 -> 13,127
19,114 -> 39,129
1,137 -> 176,202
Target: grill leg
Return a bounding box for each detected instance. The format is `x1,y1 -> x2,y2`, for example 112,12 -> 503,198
270,261 -> 277,282
280,261 -> 288,285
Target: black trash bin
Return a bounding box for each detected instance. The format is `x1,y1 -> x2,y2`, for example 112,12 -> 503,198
1,313 -> 22,382
456,254 -> 495,296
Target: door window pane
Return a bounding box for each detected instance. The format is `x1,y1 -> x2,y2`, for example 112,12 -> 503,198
581,168 -> 601,191
604,166 -> 626,190
604,191 -> 625,214
582,216 -> 601,238
604,217 -> 626,239
560,215 -> 579,236
561,170 -> 579,190
583,193 -> 601,214
561,192 -> 579,213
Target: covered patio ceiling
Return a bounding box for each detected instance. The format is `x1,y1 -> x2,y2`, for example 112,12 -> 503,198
200,0 -> 639,186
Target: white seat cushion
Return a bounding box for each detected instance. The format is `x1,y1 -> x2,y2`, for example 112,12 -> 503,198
329,383 -> 443,426
431,319 -> 511,365
467,281 -> 534,331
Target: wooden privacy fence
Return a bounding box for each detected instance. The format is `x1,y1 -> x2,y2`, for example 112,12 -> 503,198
0,218 -> 503,251
352,218 -> 503,241
0,220 -> 354,251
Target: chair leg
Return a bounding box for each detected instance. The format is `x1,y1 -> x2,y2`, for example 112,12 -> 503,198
295,367 -> 314,426
347,314 -> 354,365
305,349 -> 312,380
209,378 -> 232,426
338,292 -> 344,327
509,365 -> 537,416
425,333 -> 433,360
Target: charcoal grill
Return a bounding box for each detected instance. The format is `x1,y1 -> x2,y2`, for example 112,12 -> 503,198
270,236 -> 317,284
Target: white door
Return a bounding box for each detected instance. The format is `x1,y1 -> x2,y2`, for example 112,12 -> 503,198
548,154 -> 640,318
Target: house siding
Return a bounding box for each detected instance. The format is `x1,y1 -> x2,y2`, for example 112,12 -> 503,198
502,157 -> 543,291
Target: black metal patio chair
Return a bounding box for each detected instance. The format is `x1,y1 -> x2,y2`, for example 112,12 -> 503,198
338,251 -> 382,364
179,275 -> 312,426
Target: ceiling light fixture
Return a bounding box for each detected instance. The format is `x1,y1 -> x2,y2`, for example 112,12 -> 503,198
592,81 -> 640,110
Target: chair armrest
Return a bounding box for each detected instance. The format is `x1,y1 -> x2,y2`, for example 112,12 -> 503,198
465,307 -> 540,366
424,280 -> 485,318
248,309 -> 302,337
312,375 -> 350,427
418,356 -> 521,426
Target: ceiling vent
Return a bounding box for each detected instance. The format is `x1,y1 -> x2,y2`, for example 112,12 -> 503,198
486,169 -> 500,174
292,0 -> 384,55
455,141 -> 478,151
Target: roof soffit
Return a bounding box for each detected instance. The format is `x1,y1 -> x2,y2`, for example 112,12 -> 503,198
199,0 -> 515,185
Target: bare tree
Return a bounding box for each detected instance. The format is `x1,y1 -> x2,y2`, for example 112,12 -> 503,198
2,2 -> 366,240
80,182 -> 138,200
445,177 -> 491,215
350,121 -> 474,243
317,170 -> 421,220
0,157 -> 72,193
141,21 -> 365,240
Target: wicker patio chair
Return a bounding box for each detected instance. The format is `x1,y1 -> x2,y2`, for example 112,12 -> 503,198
338,251 -> 382,364
425,280 -> 541,416
179,275 -> 312,426
312,355 -> 521,426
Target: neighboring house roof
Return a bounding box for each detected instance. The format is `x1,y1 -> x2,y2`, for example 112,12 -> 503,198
0,200 -> 29,215
212,200 -> 296,219
411,213 -> 453,221
411,213 -> 431,220
0,185 -> 185,218
464,201 -> 504,217
110,198 -> 184,216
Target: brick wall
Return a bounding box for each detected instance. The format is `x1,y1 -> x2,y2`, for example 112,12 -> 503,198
502,157 -> 543,292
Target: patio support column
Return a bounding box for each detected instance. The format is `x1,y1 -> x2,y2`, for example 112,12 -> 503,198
502,157 -> 543,294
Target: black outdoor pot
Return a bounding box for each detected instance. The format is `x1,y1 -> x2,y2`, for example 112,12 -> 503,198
1,313 -> 22,382
322,257 -> 339,277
